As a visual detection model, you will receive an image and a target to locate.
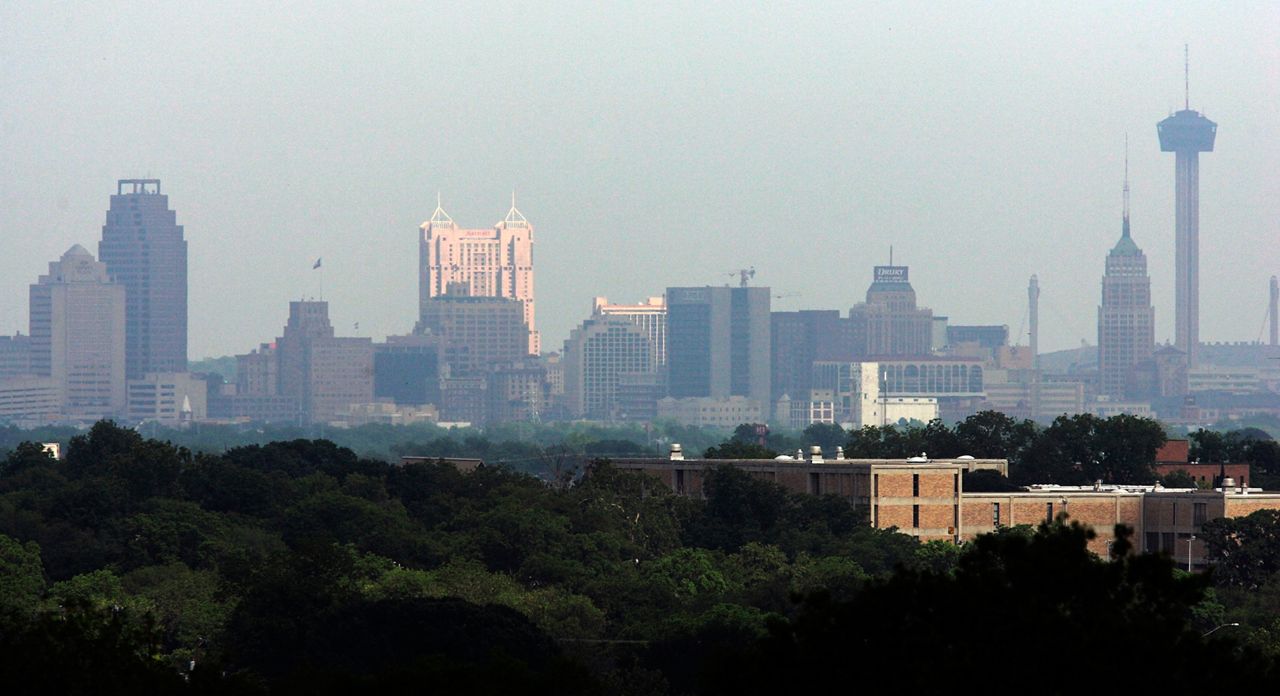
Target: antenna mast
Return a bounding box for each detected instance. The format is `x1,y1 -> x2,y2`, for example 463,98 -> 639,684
1184,43 -> 1190,110
1123,133 -> 1130,231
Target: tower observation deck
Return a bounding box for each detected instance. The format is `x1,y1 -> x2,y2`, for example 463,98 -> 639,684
1157,70 -> 1216,367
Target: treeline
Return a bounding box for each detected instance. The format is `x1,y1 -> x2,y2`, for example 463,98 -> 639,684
705,412 -> 1280,488
1,421 -> 1280,692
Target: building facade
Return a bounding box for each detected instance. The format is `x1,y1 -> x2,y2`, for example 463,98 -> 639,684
1097,180 -> 1155,399
29,245 -> 127,418
563,315 -> 655,420
771,310 -> 850,404
593,296 -> 667,366
666,286 -> 770,406
416,294 -> 529,377
0,334 -> 33,380
848,265 -> 934,358
275,301 -> 373,423
126,372 -> 207,425
418,199 -> 538,354
98,179 -> 187,378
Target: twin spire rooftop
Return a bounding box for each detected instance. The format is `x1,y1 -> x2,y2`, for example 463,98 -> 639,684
427,192 -> 527,227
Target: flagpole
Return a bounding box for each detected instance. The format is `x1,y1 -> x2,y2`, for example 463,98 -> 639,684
313,257 -> 324,301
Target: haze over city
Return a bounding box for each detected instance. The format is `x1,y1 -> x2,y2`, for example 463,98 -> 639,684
2,2 -> 1277,359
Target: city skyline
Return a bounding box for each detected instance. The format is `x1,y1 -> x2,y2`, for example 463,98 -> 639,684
1,4 -> 1277,360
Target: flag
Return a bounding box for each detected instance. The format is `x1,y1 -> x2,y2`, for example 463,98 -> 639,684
312,257 -> 322,270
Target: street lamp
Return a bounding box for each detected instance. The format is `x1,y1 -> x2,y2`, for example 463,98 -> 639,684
1202,622 -> 1240,638
1187,534 -> 1196,572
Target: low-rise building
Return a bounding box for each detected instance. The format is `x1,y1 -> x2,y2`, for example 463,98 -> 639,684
609,448 -> 1280,562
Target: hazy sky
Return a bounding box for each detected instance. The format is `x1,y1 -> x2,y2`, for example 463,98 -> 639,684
2,2 -> 1277,359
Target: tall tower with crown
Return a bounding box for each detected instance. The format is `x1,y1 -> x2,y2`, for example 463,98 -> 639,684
1157,46 -> 1216,367
1098,140 -> 1155,399
418,194 -> 538,355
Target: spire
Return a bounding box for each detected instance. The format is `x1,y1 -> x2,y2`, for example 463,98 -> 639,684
504,189 -> 528,226
1122,134 -> 1131,238
429,192 -> 453,225
1184,43 -> 1190,110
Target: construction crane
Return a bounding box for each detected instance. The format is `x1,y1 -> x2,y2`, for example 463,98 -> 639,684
727,267 -> 752,286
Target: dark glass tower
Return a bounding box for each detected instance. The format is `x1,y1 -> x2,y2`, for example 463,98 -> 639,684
666,286 -> 771,405
98,179 -> 188,378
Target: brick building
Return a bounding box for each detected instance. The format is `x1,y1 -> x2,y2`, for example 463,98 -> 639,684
610,447 -> 1280,564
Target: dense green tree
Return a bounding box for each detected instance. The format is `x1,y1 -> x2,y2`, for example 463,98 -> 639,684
801,423 -> 845,453
954,410 -> 1038,459
1202,509 -> 1280,590
702,440 -> 777,459
0,533 -> 43,626
705,523 -> 1277,692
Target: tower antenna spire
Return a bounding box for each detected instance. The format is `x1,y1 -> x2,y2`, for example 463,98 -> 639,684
1123,133 -> 1130,236
1184,43 -> 1190,110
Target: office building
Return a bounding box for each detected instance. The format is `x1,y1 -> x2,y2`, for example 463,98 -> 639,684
1157,55 -> 1217,366
29,245 -> 127,418
98,179 -> 187,378
419,197 -> 538,354
416,293 -> 529,377
848,265 -> 934,357
0,334 -> 33,379
271,301 -> 373,423
593,296 -> 667,366
666,286 -> 770,406
0,376 -> 60,426
1097,168 -> 1155,400
127,372 -> 207,425
771,310 -> 850,403
487,360 -> 547,423
563,315 -> 655,420
373,334 -> 441,406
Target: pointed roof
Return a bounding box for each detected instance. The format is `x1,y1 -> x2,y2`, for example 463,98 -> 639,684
63,243 -> 93,259
503,190 -> 528,227
1109,139 -> 1142,257
428,192 -> 453,226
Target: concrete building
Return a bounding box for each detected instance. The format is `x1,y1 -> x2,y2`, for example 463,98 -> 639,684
0,376 -> 60,426
655,395 -> 763,428
593,296 -> 666,366
563,315 -> 655,420
275,301 -> 373,423
1157,59 -> 1217,367
30,245 -> 127,419
487,360 -> 547,423
419,197 -> 538,354
98,179 -> 187,379
0,334 -> 33,379
811,361 -> 882,427
666,286 -> 770,406
848,265 -> 934,358
126,372 -> 207,425
1098,166 -> 1155,400
417,293 -> 529,378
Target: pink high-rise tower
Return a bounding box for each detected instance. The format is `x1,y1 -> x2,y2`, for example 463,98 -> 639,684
418,195 -> 538,355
